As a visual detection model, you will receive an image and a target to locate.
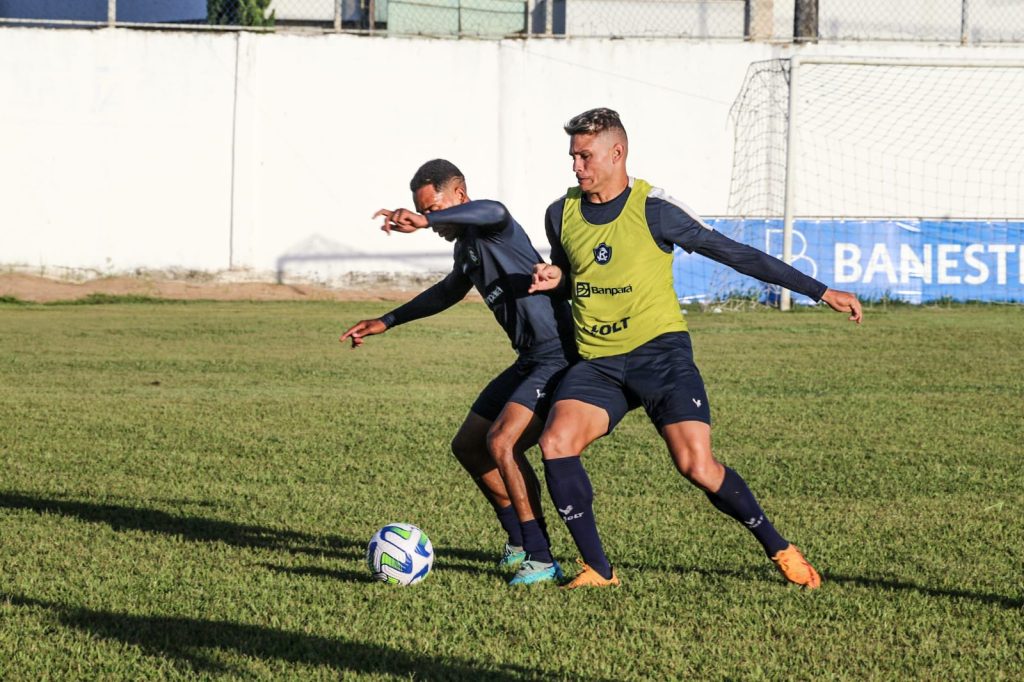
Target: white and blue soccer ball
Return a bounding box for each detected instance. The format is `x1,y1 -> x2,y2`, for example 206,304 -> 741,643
366,523 -> 434,585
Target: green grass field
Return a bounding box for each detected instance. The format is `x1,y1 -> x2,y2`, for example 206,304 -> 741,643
1,300 -> 1022,680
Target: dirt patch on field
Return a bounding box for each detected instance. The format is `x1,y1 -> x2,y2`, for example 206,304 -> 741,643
0,273 -> 447,303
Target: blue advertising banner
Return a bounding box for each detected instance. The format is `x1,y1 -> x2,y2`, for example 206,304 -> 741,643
673,219 -> 1024,304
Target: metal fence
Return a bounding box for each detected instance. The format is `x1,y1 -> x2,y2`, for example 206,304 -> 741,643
1,0 -> 1023,42
800,0 -> 1024,43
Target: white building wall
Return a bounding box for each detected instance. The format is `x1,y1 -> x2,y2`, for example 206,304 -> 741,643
0,28 -> 237,275
0,27 -> 1021,283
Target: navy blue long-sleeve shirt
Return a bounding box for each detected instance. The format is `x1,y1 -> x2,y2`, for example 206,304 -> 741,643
545,183 -> 828,301
381,200 -> 575,354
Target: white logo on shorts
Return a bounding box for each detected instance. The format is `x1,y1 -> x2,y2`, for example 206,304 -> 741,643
692,398 -> 702,408
536,388 -> 546,399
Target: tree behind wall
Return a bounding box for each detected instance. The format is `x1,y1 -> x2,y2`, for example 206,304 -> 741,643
208,0 -> 275,26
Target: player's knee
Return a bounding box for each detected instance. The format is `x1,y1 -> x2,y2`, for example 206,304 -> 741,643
485,428 -> 516,464
538,428 -> 575,459
450,432 -> 478,464
677,457 -> 721,491
451,436 -> 494,479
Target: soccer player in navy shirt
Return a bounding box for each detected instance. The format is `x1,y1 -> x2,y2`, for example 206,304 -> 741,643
530,108 -> 862,589
341,159 -> 576,585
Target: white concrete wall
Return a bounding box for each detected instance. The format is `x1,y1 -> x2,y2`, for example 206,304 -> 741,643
229,34 -> 768,283
1,26 -> 1021,283
0,28 -> 237,275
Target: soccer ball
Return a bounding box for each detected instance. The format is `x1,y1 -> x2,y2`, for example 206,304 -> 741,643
366,523 -> 434,585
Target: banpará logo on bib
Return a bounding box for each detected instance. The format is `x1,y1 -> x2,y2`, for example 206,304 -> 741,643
593,242 -> 612,265
576,282 -> 633,298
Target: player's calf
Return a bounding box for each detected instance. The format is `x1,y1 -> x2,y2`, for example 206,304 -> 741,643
543,456 -> 615,581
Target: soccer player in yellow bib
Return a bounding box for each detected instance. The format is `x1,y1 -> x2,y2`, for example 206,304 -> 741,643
529,108 -> 862,589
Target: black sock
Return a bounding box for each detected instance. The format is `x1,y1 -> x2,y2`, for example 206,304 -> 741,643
537,514 -> 551,546
495,504 -> 524,548
520,519 -> 553,563
544,457 -> 613,579
706,467 -> 789,556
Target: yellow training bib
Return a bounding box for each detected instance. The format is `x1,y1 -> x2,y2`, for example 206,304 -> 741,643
561,178 -> 687,359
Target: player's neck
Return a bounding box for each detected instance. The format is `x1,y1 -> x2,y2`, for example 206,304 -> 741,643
583,177 -> 629,205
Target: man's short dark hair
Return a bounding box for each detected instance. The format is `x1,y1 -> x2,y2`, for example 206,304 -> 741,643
564,108 -> 627,140
410,159 -> 465,193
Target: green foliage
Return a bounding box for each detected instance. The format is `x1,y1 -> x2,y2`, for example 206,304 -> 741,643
53,293 -> 180,306
0,302 -> 1022,679
208,0 -> 275,27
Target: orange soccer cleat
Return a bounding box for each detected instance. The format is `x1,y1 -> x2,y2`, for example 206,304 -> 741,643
561,559 -> 621,589
771,544 -> 822,589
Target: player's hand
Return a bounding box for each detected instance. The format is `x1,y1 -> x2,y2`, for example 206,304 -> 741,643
528,263 -> 563,293
821,288 -> 863,324
373,208 -> 428,235
340,319 -> 387,348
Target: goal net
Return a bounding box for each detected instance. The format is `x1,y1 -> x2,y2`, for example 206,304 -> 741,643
676,57 -> 1024,306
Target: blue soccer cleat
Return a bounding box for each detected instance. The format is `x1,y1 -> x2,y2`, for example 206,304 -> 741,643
508,559 -> 564,586
497,543 -> 527,571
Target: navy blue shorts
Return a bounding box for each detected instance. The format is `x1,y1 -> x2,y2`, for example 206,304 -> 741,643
552,331 -> 711,433
471,338 -> 576,422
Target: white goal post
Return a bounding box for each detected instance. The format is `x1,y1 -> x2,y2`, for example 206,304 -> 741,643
779,56 -> 1024,308
697,55 -> 1024,309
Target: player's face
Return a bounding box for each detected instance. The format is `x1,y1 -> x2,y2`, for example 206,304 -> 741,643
413,182 -> 468,242
569,131 -> 624,198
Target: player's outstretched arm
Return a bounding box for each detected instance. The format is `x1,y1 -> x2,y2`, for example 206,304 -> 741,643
340,319 -> 388,348
373,208 -> 429,235
820,288 -> 863,324
419,200 -> 510,233
528,263 -> 563,293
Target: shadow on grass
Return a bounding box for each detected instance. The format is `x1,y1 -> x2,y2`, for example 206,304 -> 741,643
622,561 -> 1023,609
826,573 -> 1023,610
617,561 -> 769,584
259,563 -> 373,584
2,593 -> 551,680
0,491 -> 496,572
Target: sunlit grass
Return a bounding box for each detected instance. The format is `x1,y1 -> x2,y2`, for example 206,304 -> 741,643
1,301 -> 1021,680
